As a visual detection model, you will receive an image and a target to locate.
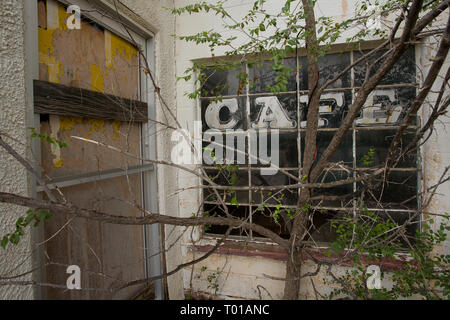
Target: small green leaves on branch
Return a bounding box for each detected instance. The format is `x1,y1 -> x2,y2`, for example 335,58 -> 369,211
28,127 -> 67,153
1,209 -> 52,249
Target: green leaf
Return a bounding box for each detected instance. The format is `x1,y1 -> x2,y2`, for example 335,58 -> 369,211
230,173 -> 239,186
9,234 -> 20,245
230,195 -> 239,207
1,236 -> 8,249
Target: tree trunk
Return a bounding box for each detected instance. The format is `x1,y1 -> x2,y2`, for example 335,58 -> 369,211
282,0 -> 321,300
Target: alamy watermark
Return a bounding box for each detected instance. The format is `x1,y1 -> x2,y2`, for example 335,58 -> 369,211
366,265 -> 382,290
66,265 -> 81,290
66,5 -> 81,30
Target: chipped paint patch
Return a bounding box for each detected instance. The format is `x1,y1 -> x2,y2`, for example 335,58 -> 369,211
113,120 -> 121,142
57,4 -> 70,31
59,116 -> 83,140
38,1 -> 64,84
53,158 -> 63,168
88,119 -> 105,132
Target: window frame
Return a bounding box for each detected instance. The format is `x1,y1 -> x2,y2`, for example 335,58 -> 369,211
197,44 -> 422,245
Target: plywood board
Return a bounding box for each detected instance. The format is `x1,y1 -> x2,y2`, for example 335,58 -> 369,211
37,0 -> 150,299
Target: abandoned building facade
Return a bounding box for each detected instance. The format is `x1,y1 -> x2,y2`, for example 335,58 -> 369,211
0,0 -> 449,299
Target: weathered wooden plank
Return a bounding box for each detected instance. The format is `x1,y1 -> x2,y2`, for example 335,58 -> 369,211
34,80 -> 148,122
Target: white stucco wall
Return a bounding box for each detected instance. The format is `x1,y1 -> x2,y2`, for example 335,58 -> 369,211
0,0 -> 34,300
173,0 -> 450,300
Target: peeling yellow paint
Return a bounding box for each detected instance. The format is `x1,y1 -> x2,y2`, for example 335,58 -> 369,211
38,27 -> 55,56
86,119 -> 106,139
38,27 -> 64,83
60,116 -> 83,132
53,158 -> 63,168
38,2 -> 64,84
58,4 -> 70,31
113,120 -> 121,142
90,64 -> 105,92
110,32 -> 138,62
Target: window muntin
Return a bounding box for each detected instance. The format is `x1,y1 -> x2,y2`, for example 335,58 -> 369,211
200,47 -> 419,242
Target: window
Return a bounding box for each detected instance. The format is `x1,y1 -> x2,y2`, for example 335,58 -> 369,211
200,47 -> 419,243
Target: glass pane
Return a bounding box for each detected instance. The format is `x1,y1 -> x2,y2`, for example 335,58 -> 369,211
248,57 -> 300,93
354,47 -> 416,86
318,52 -> 351,88
355,86 -> 417,127
222,131 -> 248,166
301,131 -> 353,167
201,64 -> 246,97
203,203 -> 251,237
300,89 -> 352,128
204,169 -> 249,204
201,97 -> 247,131
356,129 -> 417,168
250,94 -> 297,129
250,131 -> 299,168
359,170 -> 418,209
251,170 -> 299,206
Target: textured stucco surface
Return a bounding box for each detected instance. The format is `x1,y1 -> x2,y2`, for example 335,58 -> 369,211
0,0 -> 34,300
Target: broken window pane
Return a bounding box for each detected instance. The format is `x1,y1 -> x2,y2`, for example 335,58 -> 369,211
318,52 -> 351,88
353,46 -> 416,86
204,169 -> 249,204
201,64 -> 247,97
251,170 -> 299,206
203,204 -> 251,237
356,129 -> 418,168
248,57 -> 300,93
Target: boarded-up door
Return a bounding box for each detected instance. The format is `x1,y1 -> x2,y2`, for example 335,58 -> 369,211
36,0 -> 150,299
